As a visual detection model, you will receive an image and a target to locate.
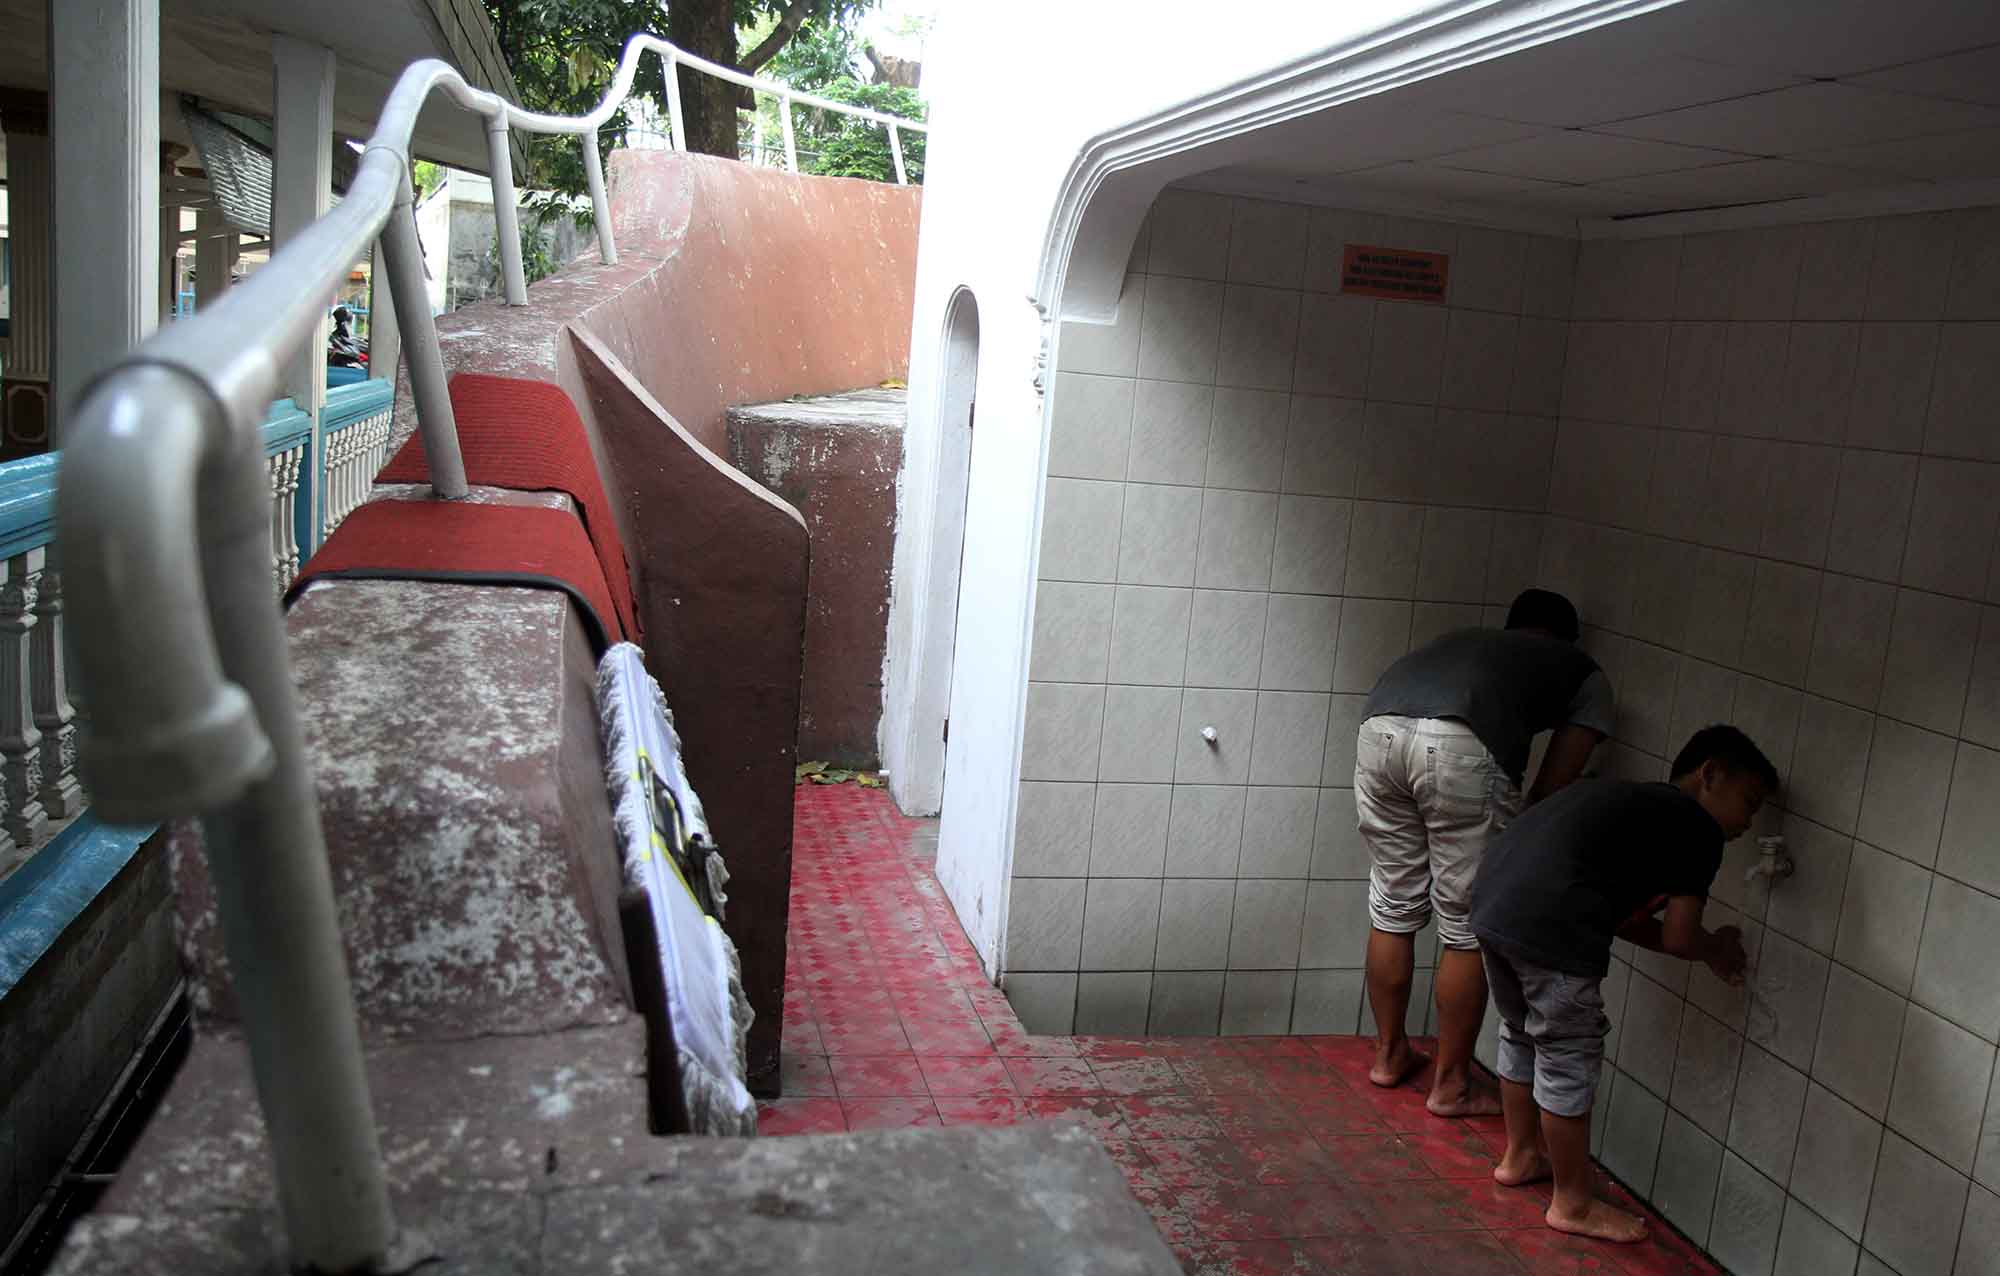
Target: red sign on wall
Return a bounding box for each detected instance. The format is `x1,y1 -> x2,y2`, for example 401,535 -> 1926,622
1341,244 -> 1450,303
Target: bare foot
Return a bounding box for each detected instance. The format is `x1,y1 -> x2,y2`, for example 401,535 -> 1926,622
1426,1085 -> 1504,1117
1546,1199 -> 1648,1243
1369,1041 -> 1429,1089
1492,1152 -> 1552,1187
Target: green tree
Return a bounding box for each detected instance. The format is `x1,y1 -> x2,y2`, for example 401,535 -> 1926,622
751,13 -> 926,183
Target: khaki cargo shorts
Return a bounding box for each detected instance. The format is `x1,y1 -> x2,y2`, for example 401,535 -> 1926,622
1353,714 -> 1521,951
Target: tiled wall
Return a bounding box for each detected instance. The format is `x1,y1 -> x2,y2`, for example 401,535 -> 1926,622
1511,211 -> 2000,1276
1013,188 -> 1575,1042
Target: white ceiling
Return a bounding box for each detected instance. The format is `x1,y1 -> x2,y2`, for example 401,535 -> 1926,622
1196,0 -> 2000,234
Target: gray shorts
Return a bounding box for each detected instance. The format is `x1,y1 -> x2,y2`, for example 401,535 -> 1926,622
1483,945 -> 1609,1118
1354,715 -> 1522,950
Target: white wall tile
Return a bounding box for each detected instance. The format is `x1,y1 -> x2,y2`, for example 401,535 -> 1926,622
1778,323 -> 1861,445
1945,207 -> 2000,322
1216,285 -> 1302,392
1367,301 -> 1448,406
1690,905 -> 1762,1032
1880,589 -> 1980,734
1718,323 -> 1793,437
1297,879 -> 1370,969
1743,561 -> 1823,688
1864,1131 -> 1971,1276
1702,435 -> 1776,553
1655,1108 -> 1724,1245
1322,694 -> 1370,786
1576,236 -> 1682,321
1788,700 -> 1873,838
1632,538 -> 1701,651
1281,395 -> 1363,497
1564,321 -> 1671,426
1357,401 -> 1438,502
1837,843 -> 1935,994
1856,719 -> 1956,869
1914,875 -> 2000,1043
1310,788 -> 1367,879
1031,581 -> 1115,683
1888,1003 -> 1996,1173
1022,682 -> 1105,781
1792,1082 -> 1884,1240
1807,574 -> 1895,710
1106,585 -> 1192,686
1014,782 -> 1096,878
1677,233 -> 1739,321
1195,488 -> 1278,590
1331,598 -> 1413,695
1645,428 -> 1715,539
1040,478 -> 1124,583
1733,227 -> 1803,323
1439,309 -> 1518,412
1749,931 -> 1831,1069
1486,511 -> 1546,607
1127,378 -> 1214,485
1733,676 -> 1804,793
1148,970 -> 1224,1035
1075,972 -> 1154,1035
1220,970 -> 1298,1035
1510,317 -> 1568,417
1983,1067 -> 2000,1193
1060,272 -> 1143,377
1625,971 -> 1688,1097
1795,219 -> 1876,321
1711,1151 -> 1787,1276
1664,321 -> 1727,431
1097,684 -> 1184,784
1115,482 -> 1203,587
1825,449 -> 1919,582
1449,226 -> 1526,314
1137,274 -> 1224,384
1759,442 -> 1841,565
1867,213 -> 1956,321
1815,962 -> 1912,1119
1603,1072 -> 1668,1194
1226,197 -> 1309,289
1088,783 -> 1172,877
1005,971 -> 1078,1034
1160,880 -> 1232,968
1965,607 -> 2000,750
1259,593 -> 1339,692
1050,372 -> 1136,480
1146,190 -> 1233,280
1176,688 -> 1258,785
1412,507 -> 1493,604
1238,786 -> 1317,879
1940,742 -> 2000,897
1846,322 -> 1940,453
1164,785 -> 1245,878
1687,549 -> 1758,667
1671,656 -> 1743,755
1081,877 -> 1164,970
1227,879 -> 1306,970
1007,878 -> 1086,971
1290,969 -> 1363,1035
1775,1199 -> 1859,1276
1902,459 -> 2000,600
1300,206 -> 1385,292
1925,323 -> 2000,463
1270,495 -> 1353,596
1206,387 -> 1289,492
1730,1042 -> 1810,1185
1293,293 -> 1375,398
1523,233 -> 1577,319
1185,589 -> 1268,689
1344,500 -> 1424,599
1957,1186 -> 2000,1276
1408,602 -> 1483,650
1248,691 -> 1331,787
1767,813 -> 1855,951
1550,419 -> 1659,530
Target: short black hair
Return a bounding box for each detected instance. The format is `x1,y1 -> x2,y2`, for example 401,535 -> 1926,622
1670,725 -> 1779,790
1505,589 -> 1579,642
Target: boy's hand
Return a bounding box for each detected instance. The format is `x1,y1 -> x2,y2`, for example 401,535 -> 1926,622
1704,926 -> 1748,985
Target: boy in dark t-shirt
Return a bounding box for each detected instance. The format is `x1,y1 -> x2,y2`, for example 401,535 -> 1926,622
1469,725 -> 1774,1243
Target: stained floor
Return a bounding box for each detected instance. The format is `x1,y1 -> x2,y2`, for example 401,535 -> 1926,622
764,782 -> 1720,1276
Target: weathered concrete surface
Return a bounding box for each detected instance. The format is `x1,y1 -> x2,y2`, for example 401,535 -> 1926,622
169,578 -> 630,1041
54,1030 -> 1177,1276
0,834 -> 177,1248
728,390 -> 906,769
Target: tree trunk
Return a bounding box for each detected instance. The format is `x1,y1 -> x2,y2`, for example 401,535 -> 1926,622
665,0 -> 741,159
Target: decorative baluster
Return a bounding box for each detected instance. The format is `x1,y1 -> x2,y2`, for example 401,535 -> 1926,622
287,448 -> 303,585
31,567 -> 82,818
0,551 -> 49,850
269,449 -> 289,590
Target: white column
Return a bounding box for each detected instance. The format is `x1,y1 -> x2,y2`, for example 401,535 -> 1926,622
49,0 -> 160,439
366,237 -> 400,384
271,35 -> 334,540
0,122 -> 52,448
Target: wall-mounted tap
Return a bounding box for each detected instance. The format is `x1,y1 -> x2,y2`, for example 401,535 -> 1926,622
1746,834 -> 1794,886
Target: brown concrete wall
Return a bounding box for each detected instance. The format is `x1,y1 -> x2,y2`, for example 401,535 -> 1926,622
728,395 -> 904,769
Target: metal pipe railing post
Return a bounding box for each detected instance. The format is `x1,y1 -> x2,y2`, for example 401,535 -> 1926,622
779,91 -> 798,173
663,52 -> 687,152
485,115 -> 528,305
582,127 -> 618,265
888,124 -> 907,185
378,186 -> 469,499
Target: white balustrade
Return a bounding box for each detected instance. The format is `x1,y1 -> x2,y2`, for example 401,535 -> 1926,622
268,441 -> 305,592
319,407 -> 393,542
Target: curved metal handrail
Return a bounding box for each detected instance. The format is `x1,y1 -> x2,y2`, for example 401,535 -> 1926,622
56,34 -> 924,1275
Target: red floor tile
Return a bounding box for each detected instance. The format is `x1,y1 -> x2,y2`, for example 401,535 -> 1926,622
840,1098 -> 942,1131
1003,1056 -> 1102,1096
827,1053 -> 929,1098
777,1051 -> 837,1097
756,1098 -> 846,1136
916,1054 -> 1016,1096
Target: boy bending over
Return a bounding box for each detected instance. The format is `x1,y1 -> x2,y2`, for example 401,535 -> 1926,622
1468,725 -> 1772,1241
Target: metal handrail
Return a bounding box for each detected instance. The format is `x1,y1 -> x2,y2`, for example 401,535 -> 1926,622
55,33 -> 923,1276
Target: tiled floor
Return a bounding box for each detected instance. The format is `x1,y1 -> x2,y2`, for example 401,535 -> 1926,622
766,783 -> 1720,1276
